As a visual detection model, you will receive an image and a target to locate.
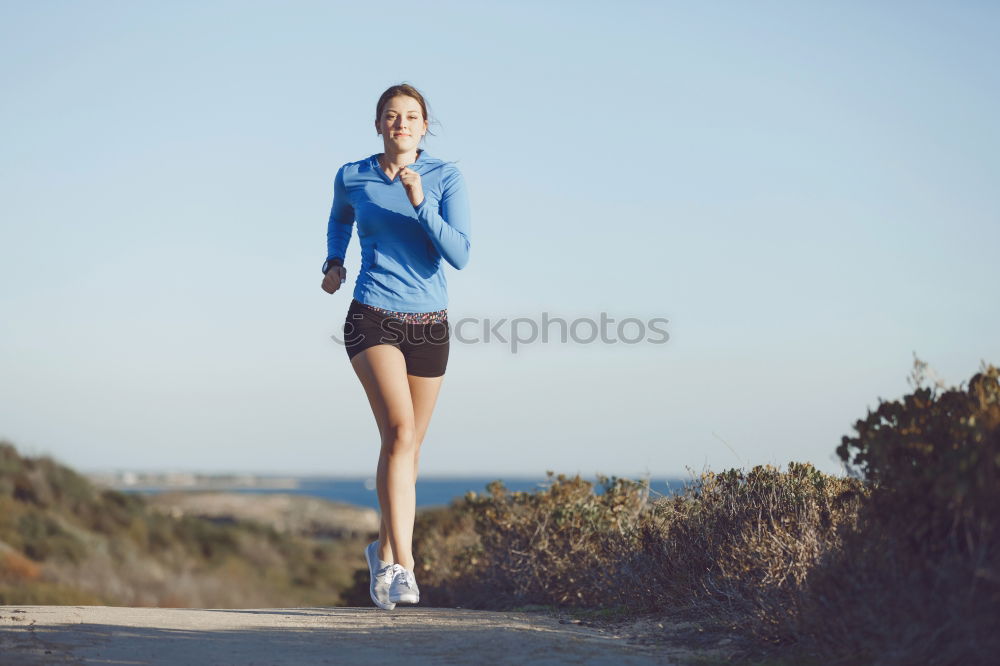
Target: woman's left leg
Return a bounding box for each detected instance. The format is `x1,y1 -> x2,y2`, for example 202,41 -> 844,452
405,323 -> 449,484
377,320 -> 449,564
408,373 -> 445,482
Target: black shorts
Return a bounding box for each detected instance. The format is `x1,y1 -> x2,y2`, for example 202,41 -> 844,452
343,299 -> 450,377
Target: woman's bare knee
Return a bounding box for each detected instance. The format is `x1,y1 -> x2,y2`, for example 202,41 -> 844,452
382,422 -> 417,456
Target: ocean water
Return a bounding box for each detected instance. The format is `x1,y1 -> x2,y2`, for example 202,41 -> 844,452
127,476 -> 691,511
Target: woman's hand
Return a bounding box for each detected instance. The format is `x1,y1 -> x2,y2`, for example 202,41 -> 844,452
399,165 -> 424,208
321,266 -> 347,294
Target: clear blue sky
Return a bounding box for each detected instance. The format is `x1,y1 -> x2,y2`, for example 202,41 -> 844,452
1,1 -> 997,478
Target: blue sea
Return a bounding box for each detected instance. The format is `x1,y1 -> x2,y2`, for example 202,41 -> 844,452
127,476 -> 691,510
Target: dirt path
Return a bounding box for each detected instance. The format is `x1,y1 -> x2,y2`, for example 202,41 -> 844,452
0,605 -> 737,665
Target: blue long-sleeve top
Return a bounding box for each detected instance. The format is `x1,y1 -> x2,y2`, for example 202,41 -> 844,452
325,149 -> 471,312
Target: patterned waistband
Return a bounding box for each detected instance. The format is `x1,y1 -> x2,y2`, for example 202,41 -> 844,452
352,299 -> 448,325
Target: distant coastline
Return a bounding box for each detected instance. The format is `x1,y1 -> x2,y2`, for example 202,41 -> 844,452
86,470 -> 303,492
86,472 -> 689,510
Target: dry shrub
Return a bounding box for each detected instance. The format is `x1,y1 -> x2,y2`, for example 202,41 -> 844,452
413,361 -> 999,664
637,462 -> 865,631
413,472 -> 650,608
413,462 -> 863,630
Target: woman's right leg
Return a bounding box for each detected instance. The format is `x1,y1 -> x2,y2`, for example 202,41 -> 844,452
366,373 -> 444,564
350,343 -> 418,571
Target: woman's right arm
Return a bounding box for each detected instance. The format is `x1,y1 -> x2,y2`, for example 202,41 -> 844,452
322,165 -> 353,293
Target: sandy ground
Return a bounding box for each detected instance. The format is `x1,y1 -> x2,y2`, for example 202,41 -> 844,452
0,605 -> 739,665
145,492 -> 379,539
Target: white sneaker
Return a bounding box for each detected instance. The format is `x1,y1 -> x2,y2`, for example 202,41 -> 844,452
388,563 -> 420,604
364,540 -> 396,610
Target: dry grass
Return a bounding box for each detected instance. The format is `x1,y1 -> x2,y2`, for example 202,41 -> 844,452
412,463 -> 864,655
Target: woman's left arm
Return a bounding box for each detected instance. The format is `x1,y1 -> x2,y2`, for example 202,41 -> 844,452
411,167 -> 471,270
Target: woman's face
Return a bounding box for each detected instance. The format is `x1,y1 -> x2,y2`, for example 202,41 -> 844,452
376,95 -> 428,151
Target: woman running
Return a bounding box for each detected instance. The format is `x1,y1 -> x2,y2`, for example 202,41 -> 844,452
320,83 -> 471,610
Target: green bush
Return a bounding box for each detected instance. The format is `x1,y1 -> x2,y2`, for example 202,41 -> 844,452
16,512 -> 87,564
786,360 -> 1000,664
836,361 -> 1000,559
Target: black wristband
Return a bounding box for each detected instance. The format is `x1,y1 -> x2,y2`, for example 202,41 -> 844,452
322,257 -> 344,274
